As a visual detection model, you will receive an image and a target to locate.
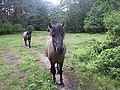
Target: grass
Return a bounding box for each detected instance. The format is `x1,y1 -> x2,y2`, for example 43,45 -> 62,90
0,31 -> 119,90
0,31 -> 56,90
0,35 -> 13,80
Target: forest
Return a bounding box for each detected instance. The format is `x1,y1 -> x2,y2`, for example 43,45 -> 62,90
0,0 -> 120,90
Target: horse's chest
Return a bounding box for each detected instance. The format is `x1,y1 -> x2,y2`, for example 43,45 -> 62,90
48,52 -> 64,62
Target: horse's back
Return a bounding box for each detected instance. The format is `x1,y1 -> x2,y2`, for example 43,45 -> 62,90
23,31 -> 27,37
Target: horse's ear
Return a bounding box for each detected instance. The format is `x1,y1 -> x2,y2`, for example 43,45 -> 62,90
61,22 -> 64,27
48,23 -> 52,29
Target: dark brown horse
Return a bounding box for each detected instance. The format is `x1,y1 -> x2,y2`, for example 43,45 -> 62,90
23,30 -> 32,48
45,22 -> 66,85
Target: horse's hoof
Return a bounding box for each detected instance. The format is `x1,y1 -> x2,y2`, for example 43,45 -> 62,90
49,69 -> 52,73
52,81 -> 57,84
60,82 -> 65,87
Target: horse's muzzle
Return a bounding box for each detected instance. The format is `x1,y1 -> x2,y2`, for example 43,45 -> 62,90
56,47 -> 64,55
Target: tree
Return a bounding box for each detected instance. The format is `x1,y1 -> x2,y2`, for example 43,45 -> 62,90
0,0 -> 50,30
84,0 -> 120,33
60,0 -> 96,33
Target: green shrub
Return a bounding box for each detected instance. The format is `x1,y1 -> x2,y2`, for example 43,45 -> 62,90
102,41 -> 118,50
12,24 -> 24,32
95,46 -> 120,80
0,22 -> 13,34
27,25 -> 35,31
74,39 -> 102,62
104,11 -> 120,41
0,23 -> 25,34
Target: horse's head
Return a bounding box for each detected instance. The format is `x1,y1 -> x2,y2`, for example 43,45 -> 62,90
26,29 -> 32,39
28,29 -> 32,34
49,22 -> 65,55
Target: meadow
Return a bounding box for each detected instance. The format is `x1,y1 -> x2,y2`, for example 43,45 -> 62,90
0,31 -> 119,90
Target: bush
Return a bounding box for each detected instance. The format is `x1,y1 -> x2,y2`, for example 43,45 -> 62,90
73,39 -> 102,63
95,46 -> 120,80
104,11 -> 120,41
0,22 -> 13,34
27,25 -> 35,31
12,24 -> 24,32
0,22 -> 25,34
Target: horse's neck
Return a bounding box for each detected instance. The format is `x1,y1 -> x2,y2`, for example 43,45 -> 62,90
48,36 -> 55,50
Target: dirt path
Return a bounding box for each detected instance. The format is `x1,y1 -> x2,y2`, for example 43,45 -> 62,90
30,48 -> 78,90
0,47 -> 25,90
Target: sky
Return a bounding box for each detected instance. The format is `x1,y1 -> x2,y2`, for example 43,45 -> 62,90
47,0 -> 60,5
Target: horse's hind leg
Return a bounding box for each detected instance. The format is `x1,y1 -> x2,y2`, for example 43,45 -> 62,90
28,40 -> 31,48
51,63 -> 56,83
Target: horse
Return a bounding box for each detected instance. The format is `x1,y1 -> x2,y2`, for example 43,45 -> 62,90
45,22 -> 66,85
23,29 -> 32,48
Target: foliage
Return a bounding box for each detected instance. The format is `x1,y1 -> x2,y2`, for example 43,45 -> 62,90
12,24 -> 24,32
95,46 -> 120,80
0,23 -> 24,34
0,22 -> 13,34
27,25 -> 35,31
62,0 -> 96,33
72,37 -> 120,81
84,0 -> 120,33
0,0 -> 50,30
104,11 -> 120,41
64,33 -> 119,89
73,39 -> 102,62
24,0 -> 50,30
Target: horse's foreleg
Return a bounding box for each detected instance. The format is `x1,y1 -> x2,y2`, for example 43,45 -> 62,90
24,38 -> 27,46
28,40 -> 31,48
51,64 -> 56,83
60,64 -> 64,85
